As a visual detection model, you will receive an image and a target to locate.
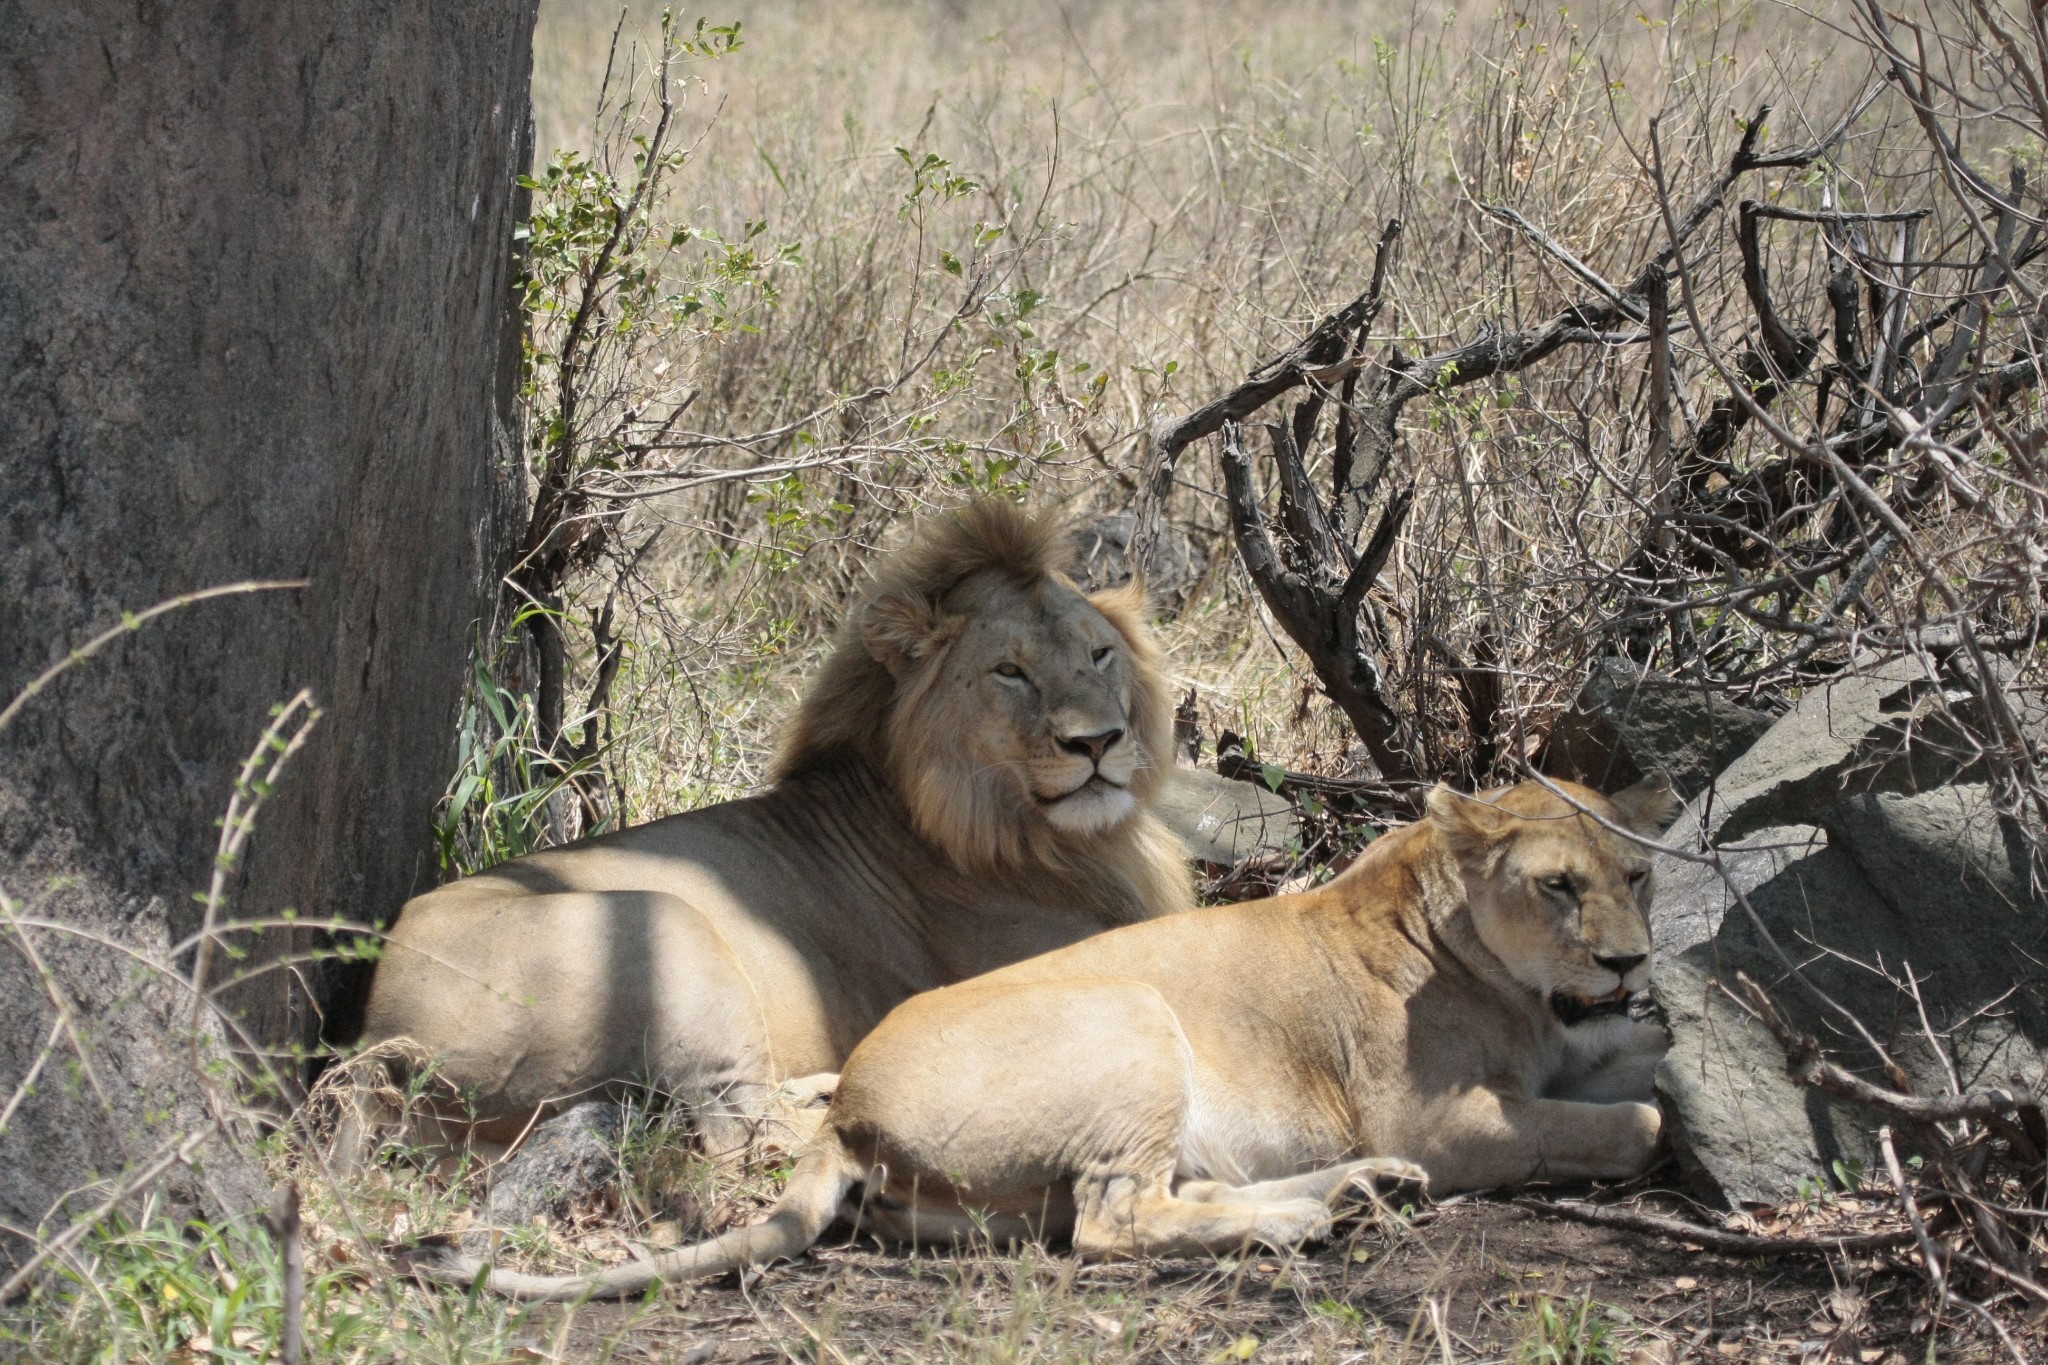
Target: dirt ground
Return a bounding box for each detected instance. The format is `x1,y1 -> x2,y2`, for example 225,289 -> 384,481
482,1182 -> 2034,1364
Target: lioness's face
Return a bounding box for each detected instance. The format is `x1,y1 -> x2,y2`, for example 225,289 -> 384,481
934,573 -> 1148,835
1430,779 -> 1677,1027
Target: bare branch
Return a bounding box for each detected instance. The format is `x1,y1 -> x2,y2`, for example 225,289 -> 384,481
1513,1197 -> 1915,1256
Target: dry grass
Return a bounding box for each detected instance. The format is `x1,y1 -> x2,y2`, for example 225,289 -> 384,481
517,0 -> 1973,824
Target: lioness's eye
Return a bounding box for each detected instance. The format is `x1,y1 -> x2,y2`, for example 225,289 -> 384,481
1092,645 -> 1114,668
994,662 -> 1026,680
1543,875 -> 1574,894
1628,868 -> 1648,884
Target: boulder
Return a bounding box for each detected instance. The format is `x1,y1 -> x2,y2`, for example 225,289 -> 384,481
1648,659 -> 2048,1205
1071,514 -> 1208,611
1155,765 -> 1301,869
1704,657 -> 1981,843
1545,659 -> 1774,800
473,1101 -> 622,1241
1652,820 -> 1897,1204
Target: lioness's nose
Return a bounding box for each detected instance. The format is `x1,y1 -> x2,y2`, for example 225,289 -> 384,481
1059,728 -> 1124,763
1596,952 -> 1647,978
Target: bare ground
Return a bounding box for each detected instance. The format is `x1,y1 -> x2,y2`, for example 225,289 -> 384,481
480,1180 -> 2034,1364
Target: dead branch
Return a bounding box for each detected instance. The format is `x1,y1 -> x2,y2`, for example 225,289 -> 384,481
1131,98 -> 1910,781
1220,421 -> 1421,778
1734,974 -> 2045,1132
1213,738 -> 1423,811
1129,218 -> 1403,570
1512,1197 -> 1916,1256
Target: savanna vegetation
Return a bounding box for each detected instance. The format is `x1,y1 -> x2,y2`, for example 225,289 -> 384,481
3,0 -> 2045,1359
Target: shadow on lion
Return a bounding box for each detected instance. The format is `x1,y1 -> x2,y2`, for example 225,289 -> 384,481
335,500 -> 1196,1167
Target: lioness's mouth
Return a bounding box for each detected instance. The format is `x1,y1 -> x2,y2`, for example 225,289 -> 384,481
1549,988 -> 1632,1027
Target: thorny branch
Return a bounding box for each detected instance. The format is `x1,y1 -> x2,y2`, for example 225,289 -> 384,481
1733,970 -> 2047,1359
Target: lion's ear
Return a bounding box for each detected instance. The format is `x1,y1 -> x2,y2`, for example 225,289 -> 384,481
1425,784 -> 1512,857
1610,772 -> 1680,835
860,591 -> 947,680
1087,577 -> 1150,622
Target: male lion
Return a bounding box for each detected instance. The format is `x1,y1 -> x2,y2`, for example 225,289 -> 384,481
351,501 -> 1192,1157
409,774 -> 1678,1299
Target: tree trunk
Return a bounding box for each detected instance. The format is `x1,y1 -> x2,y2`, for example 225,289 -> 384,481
0,1 -> 536,1265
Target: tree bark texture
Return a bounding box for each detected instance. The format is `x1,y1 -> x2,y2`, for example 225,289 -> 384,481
0,1 -> 536,1260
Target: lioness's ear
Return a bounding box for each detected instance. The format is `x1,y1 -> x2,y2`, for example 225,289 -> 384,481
1610,772 -> 1680,835
861,592 -> 944,680
1426,784 -> 1512,857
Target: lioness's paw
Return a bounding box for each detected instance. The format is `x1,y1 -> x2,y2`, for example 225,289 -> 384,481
1340,1158 -> 1428,1213
1256,1197 -> 1336,1248
1617,1100 -> 1662,1170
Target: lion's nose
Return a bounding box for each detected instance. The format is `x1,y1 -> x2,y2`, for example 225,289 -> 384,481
1059,728 -> 1124,763
1595,952 -> 1646,978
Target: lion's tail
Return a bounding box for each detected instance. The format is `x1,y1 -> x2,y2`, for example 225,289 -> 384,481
402,1129 -> 861,1303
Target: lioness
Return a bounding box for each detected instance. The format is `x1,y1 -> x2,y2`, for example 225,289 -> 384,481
412,775 -> 1678,1299
352,502 -> 1192,1155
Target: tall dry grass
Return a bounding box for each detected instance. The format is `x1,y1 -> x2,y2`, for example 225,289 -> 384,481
518,0 -> 1916,826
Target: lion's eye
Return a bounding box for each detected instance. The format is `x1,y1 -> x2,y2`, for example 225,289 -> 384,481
993,662 -> 1026,680
1092,645 -> 1114,669
1543,875 -> 1575,895
1628,868 -> 1649,885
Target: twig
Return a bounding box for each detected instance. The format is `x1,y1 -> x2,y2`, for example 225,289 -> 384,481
186,694 -> 322,1074
1512,1197 -> 1916,1255
1880,1127 -> 2032,1365
1733,974 -> 2042,1129
1879,1126 -> 1947,1297
1483,205 -> 1644,319
0,581 -> 308,734
270,1183 -> 305,1365
1744,204 -> 1932,224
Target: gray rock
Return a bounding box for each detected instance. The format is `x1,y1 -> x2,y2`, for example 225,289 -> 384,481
480,1102 -> 623,1234
1652,822 -> 1889,1204
1071,515 -> 1208,611
1155,765 -> 1301,868
1706,657 -> 1981,844
1547,659 -> 1775,800
1651,786 -> 2048,1206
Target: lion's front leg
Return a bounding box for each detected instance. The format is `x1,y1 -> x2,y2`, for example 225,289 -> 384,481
1398,1089 -> 1661,1192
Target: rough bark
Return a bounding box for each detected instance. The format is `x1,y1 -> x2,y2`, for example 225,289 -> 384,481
0,1 -> 535,1263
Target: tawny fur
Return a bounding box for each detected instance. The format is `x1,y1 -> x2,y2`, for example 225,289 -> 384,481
351,500 -> 1192,1160
410,776 -> 1680,1301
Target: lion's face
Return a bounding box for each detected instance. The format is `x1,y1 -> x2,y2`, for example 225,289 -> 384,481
1428,778 -> 1678,1028
861,567 -> 1169,862
942,574 -> 1149,834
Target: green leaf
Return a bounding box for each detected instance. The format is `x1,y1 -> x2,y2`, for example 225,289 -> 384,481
1260,763 -> 1286,792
